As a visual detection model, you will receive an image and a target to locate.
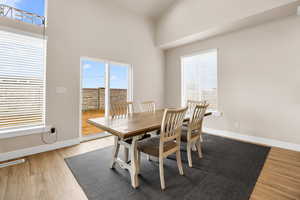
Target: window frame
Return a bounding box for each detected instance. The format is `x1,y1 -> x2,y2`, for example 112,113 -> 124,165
180,48 -> 219,111
0,28 -> 47,138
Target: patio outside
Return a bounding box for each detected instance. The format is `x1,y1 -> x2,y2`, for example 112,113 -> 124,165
82,87 -> 127,136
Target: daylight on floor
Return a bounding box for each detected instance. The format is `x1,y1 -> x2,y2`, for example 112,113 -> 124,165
0,0 -> 299,200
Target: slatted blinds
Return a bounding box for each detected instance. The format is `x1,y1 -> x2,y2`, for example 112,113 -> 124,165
0,29 -> 46,130
182,49 -> 218,110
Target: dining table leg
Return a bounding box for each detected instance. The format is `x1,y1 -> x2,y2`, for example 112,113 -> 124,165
124,147 -> 129,163
111,136 -> 120,169
109,136 -> 140,189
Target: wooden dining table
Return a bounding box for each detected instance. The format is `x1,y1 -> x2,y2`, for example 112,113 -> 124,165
88,109 -> 212,189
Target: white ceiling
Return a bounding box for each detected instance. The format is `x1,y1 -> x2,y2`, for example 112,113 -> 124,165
110,0 -> 177,19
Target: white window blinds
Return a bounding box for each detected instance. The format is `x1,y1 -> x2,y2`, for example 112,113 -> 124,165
182,49 -> 218,110
0,30 -> 46,131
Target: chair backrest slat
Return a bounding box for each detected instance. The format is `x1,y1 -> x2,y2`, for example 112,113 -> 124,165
110,101 -> 134,119
140,101 -> 156,112
187,100 -> 203,115
188,102 -> 209,135
160,107 -> 187,143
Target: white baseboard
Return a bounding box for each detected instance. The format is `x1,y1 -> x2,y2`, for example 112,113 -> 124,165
204,128 -> 300,152
0,138 -> 80,162
80,132 -> 111,142
0,158 -> 26,168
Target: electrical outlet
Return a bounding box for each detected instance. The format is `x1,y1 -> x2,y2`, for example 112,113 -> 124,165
44,126 -> 56,134
298,6 -> 300,16
50,127 -> 56,135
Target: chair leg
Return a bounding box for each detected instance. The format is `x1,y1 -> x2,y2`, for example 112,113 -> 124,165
192,144 -> 197,151
159,157 -> 166,190
111,136 -> 120,169
187,142 -> 193,167
200,134 -> 203,142
176,150 -> 184,175
124,146 -> 129,163
196,139 -> 203,158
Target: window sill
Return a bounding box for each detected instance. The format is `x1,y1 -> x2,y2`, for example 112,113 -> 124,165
0,126 -> 50,140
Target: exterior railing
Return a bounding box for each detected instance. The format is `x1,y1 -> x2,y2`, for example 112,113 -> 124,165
0,4 -> 45,26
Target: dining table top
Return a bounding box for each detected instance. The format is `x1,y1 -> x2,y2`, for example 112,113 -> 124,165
88,109 -> 212,139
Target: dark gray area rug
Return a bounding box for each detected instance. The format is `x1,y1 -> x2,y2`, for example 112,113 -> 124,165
65,134 -> 270,200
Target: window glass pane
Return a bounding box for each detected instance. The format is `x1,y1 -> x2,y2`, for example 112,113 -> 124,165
82,60 -> 105,89
110,64 -> 128,89
110,64 -> 129,105
182,50 -> 218,110
81,59 -> 105,135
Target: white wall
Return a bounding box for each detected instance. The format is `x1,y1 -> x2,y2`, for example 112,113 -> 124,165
0,0 -> 165,153
165,16 -> 300,145
156,0 -> 297,47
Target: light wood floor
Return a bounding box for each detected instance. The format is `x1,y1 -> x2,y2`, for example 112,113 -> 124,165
251,147 -> 300,200
0,136 -> 299,200
82,110 -> 105,136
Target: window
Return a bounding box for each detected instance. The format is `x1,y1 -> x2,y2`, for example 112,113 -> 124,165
181,49 -> 218,110
0,30 -> 46,131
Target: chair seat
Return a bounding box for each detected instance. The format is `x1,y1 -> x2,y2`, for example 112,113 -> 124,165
137,136 -> 177,157
181,127 -> 200,142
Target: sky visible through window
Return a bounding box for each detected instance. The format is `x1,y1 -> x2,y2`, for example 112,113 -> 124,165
0,0 -> 45,16
82,60 -> 129,89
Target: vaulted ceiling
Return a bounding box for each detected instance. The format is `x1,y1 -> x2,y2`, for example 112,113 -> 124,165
110,0 -> 177,19
109,0 -> 300,49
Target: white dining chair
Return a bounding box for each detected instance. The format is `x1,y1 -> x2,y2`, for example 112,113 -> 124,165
181,102 -> 209,167
140,101 -> 156,112
137,107 -> 188,190
110,101 -> 134,162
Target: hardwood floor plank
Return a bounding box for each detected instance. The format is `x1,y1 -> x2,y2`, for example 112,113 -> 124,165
263,159 -> 300,180
258,172 -> 300,199
251,148 -> 300,200
0,168 -> 8,200
251,182 -> 296,200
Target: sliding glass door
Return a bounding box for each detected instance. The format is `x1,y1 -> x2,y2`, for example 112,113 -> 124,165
81,58 -> 132,136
